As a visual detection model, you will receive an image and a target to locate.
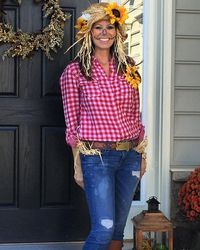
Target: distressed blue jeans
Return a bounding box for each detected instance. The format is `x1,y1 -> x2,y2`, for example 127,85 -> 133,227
80,149 -> 141,250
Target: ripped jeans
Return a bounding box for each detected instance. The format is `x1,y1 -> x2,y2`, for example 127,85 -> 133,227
80,149 -> 141,250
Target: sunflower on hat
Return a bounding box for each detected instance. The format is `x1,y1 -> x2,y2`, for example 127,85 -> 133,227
104,2 -> 128,25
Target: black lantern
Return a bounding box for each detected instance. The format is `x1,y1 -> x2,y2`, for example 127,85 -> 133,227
147,196 -> 160,212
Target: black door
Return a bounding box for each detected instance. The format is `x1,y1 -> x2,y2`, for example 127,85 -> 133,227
0,0 -> 97,243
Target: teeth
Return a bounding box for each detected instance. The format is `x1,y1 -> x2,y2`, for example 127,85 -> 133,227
100,38 -> 109,41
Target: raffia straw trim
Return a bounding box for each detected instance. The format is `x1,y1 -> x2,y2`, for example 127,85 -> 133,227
64,36 -> 85,54
77,140 -> 105,165
114,29 -> 128,72
77,141 -> 102,156
75,33 -> 93,77
134,136 -> 148,155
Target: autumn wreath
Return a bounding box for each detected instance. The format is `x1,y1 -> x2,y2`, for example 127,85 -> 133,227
178,167 -> 200,221
0,0 -> 69,59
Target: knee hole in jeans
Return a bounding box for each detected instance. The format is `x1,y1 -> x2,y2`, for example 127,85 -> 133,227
91,220 -> 114,244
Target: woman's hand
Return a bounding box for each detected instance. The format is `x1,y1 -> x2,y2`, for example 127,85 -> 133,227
74,169 -> 84,189
72,148 -> 84,189
140,157 -> 147,178
74,162 -> 84,189
134,137 -> 148,179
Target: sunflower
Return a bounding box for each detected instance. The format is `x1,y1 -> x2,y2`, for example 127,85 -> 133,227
124,65 -> 141,89
75,17 -> 88,31
104,2 -> 128,25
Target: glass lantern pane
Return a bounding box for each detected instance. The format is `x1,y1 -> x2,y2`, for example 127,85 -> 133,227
142,231 -> 169,250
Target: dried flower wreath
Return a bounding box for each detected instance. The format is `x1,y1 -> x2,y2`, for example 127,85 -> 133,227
0,0 -> 69,59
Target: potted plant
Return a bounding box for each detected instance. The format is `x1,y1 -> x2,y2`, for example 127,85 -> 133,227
178,167 -> 200,221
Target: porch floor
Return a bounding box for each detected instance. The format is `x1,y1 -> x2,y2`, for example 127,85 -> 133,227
0,241 -> 133,250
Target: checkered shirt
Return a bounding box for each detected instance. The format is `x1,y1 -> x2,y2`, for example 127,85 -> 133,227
60,57 -> 145,147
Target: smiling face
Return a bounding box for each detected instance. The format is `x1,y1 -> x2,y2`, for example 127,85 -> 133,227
91,20 -> 117,51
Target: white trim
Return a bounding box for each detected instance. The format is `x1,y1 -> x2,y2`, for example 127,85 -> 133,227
159,0 -> 173,218
171,168 -> 195,172
142,0 -> 160,200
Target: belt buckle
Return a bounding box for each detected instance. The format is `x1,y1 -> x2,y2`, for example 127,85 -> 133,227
116,142 -> 130,151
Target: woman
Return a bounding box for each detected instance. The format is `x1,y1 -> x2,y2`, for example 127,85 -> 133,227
60,2 -> 146,250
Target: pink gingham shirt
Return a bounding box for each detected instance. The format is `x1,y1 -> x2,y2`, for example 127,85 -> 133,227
60,57 -> 145,148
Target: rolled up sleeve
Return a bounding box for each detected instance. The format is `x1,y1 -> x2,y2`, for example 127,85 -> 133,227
60,65 -> 80,148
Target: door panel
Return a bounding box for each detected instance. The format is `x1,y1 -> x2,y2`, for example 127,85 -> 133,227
0,0 -> 97,243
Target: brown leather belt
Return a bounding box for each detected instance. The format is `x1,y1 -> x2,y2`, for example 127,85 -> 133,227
84,140 -> 139,151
